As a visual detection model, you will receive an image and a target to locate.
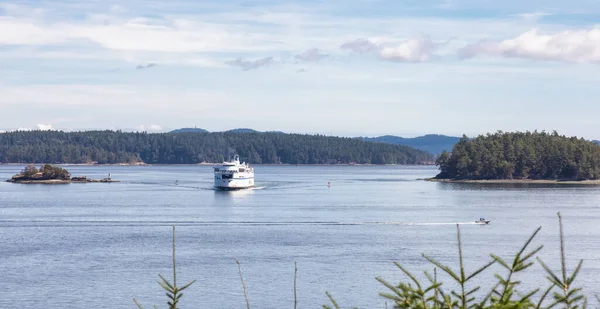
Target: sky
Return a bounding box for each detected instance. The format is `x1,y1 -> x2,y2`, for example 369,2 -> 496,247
1,0 -> 600,138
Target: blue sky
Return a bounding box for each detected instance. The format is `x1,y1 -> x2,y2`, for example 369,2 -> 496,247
1,0 -> 600,138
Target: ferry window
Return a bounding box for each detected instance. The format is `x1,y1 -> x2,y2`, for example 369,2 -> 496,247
239,168 -> 245,172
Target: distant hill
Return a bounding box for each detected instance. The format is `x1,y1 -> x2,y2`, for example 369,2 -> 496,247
170,128 -> 285,134
169,128 -> 208,133
363,134 -> 460,155
227,128 -> 258,133
593,140 -> 600,145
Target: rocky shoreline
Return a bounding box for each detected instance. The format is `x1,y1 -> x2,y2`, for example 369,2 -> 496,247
6,164 -> 121,184
6,178 -> 121,184
422,178 -> 600,185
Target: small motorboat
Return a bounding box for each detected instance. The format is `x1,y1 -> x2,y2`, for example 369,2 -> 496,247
475,218 -> 490,224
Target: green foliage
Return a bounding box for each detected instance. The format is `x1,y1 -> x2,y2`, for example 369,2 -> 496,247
21,164 -> 38,177
134,226 -> 196,309
324,213 -> 594,309
0,130 -> 433,164
39,164 -> 70,180
14,164 -> 70,180
133,215 -> 595,309
435,131 -> 600,180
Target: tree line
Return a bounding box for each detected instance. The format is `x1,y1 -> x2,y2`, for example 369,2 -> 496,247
0,130 -> 434,164
435,130 -> 600,180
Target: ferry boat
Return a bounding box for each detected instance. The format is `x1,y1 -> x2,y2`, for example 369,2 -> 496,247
213,155 -> 255,190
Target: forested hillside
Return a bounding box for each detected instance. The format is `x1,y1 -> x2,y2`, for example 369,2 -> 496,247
435,131 -> 600,180
0,130 -> 434,164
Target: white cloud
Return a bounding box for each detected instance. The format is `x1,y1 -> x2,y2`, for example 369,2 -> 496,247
36,124 -> 54,131
0,13 -> 287,54
0,2 -> 567,65
0,17 -> 67,45
340,38 -> 379,54
379,38 -> 441,62
459,28 -> 600,63
340,37 -> 443,62
513,12 -> 551,22
294,48 -> 329,62
109,4 -> 127,14
137,124 -> 163,132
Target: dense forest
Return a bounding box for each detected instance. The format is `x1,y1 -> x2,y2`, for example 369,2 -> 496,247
0,130 -> 433,164
435,131 -> 600,180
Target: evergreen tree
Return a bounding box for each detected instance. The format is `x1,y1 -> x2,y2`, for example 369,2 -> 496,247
435,131 -> 600,180
0,130 -> 434,165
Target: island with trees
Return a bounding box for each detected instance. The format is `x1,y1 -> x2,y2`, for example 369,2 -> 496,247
7,164 -> 119,184
431,131 -> 600,184
0,130 -> 434,165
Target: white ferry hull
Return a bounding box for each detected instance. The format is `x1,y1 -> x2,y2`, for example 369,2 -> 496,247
213,154 -> 255,190
214,178 -> 255,190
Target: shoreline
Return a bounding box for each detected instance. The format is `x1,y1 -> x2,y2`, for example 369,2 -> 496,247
6,179 -> 121,184
1,162 -> 436,167
423,178 -> 600,185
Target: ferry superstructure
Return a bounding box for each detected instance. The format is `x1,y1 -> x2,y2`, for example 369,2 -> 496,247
213,155 -> 255,190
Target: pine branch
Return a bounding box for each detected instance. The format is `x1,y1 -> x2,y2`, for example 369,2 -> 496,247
294,261 -> 298,309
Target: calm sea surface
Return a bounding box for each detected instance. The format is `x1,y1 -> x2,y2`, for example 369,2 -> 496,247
1,165 -> 599,308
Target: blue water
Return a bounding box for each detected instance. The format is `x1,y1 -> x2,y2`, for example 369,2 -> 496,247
1,165 -> 599,308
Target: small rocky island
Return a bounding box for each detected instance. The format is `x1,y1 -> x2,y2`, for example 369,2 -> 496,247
428,131 -> 600,184
7,164 -> 120,184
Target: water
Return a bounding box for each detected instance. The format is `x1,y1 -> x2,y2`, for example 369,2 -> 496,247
1,165 -> 599,308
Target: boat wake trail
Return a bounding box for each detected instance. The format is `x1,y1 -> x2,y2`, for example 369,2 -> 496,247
371,222 -> 481,226
0,220 -> 486,227
123,181 -> 267,191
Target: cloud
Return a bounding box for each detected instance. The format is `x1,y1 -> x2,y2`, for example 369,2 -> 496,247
458,28 -> 600,63
340,38 -> 379,54
137,124 -> 163,132
379,38 -> 441,62
225,57 -> 274,70
36,124 -> 54,131
341,37 -> 443,63
0,2 -> 575,69
3,124 -> 57,132
294,48 -> 329,62
136,63 -> 157,69
437,0 -> 454,9
296,68 -> 305,73
513,12 -> 552,22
